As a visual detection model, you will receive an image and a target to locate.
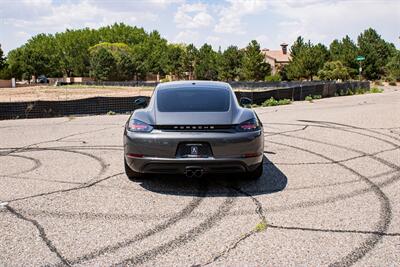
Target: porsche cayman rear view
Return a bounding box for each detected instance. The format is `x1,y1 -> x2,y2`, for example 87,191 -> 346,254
123,81 -> 264,179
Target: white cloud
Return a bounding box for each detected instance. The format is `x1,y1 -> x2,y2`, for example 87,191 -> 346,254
214,0 -> 267,34
174,3 -> 214,29
270,0 -> 400,47
173,30 -> 200,44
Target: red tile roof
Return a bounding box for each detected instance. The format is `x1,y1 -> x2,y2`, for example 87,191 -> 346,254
262,50 -> 291,63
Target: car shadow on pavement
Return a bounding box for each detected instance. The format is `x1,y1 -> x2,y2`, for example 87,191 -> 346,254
136,156 -> 287,197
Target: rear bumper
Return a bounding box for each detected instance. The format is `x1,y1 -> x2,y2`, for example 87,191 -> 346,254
125,156 -> 263,174
123,129 -> 263,174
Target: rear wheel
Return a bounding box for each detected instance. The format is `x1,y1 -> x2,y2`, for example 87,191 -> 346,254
124,158 -> 144,180
246,163 -> 263,180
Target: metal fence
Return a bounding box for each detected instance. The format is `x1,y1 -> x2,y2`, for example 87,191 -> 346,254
0,81 -> 370,120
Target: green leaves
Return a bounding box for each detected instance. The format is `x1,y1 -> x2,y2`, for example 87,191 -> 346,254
318,61 -> 350,81
357,28 -> 396,80
194,44 -> 219,80
286,39 -> 329,80
241,40 -> 271,81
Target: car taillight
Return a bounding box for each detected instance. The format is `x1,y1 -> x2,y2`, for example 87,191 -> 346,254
127,119 -> 153,133
236,118 -> 260,132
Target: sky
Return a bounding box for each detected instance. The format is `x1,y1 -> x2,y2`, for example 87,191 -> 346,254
0,0 -> 399,54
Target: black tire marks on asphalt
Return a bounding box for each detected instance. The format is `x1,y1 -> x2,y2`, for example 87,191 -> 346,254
267,224 -> 400,237
0,154 -> 42,176
4,148 -> 110,203
0,125 -> 121,157
194,184 -> 268,267
62,181 -> 209,266
112,186 -> 237,267
265,122 -> 399,267
5,205 -> 71,266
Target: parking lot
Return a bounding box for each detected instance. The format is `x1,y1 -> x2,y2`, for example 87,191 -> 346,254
0,89 -> 399,266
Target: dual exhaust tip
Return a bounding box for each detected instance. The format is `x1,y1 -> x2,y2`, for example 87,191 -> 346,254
185,167 -> 204,178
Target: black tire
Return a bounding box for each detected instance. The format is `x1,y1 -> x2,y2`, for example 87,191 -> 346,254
246,163 -> 263,180
124,158 -> 144,180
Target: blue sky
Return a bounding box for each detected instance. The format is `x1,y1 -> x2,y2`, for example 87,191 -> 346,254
0,0 -> 399,54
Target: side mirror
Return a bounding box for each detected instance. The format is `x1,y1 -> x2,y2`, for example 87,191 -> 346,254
239,97 -> 252,106
134,97 -> 147,108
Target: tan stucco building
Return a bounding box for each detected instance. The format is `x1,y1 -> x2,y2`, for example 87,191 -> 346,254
262,43 -> 291,74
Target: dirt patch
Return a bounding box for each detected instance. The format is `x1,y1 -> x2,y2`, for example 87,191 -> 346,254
0,85 -> 154,102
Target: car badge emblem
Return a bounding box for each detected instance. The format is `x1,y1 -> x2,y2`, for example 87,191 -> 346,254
191,146 -> 198,155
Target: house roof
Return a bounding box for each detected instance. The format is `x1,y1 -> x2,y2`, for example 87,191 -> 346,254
262,50 -> 291,63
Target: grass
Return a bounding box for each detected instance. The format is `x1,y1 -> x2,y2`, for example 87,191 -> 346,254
369,87 -> 384,93
261,97 -> 291,107
254,220 -> 268,232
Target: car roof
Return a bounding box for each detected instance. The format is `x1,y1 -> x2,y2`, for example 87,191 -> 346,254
156,80 -> 231,90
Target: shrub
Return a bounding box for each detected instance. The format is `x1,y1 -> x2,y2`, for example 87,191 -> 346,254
312,95 -> 322,99
369,87 -> 383,93
261,97 -> 291,107
355,88 -> 365,95
265,74 -> 281,82
305,95 -> 313,102
388,81 -> 397,86
374,80 -> 383,86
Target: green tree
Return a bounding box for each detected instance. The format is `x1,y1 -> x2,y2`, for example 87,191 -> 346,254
22,34 -> 63,79
165,44 -> 185,79
357,28 -> 396,80
318,61 -> 350,81
286,40 -> 329,80
0,44 -> 6,70
329,35 -> 358,77
89,47 -> 117,81
386,51 -> 400,81
181,44 -> 197,79
218,45 -> 243,81
194,44 -> 219,80
89,42 -> 136,81
241,40 -> 271,81
55,28 -> 100,77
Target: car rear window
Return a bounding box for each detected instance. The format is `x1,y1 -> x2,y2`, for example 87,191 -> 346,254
157,87 -> 230,112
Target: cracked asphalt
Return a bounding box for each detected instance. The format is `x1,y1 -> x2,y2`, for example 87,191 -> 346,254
1,88 -> 399,266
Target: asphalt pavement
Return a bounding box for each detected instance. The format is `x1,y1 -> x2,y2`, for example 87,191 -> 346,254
0,88 -> 399,266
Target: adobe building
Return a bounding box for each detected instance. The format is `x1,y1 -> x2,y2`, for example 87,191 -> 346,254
262,43 -> 291,75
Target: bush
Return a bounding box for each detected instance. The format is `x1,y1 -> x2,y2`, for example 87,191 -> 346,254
374,80 -> 383,86
388,81 -> 397,86
305,95 -> 313,102
355,88 -> 365,94
369,87 -> 383,93
262,97 -> 291,107
312,95 -> 322,99
265,74 -> 281,82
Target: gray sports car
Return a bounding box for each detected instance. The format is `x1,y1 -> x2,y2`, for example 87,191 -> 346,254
123,81 -> 264,179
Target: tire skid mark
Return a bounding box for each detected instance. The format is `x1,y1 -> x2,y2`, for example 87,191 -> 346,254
274,133 -> 400,171
5,172 -> 122,203
267,139 -> 394,266
268,224 -> 400,237
4,148 -> 110,203
62,181 -> 209,266
0,154 -> 42,176
112,187 -> 237,267
5,205 -> 71,267
0,126 -> 121,157
2,175 -> 84,186
195,184 -> 267,266
300,120 -> 400,142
